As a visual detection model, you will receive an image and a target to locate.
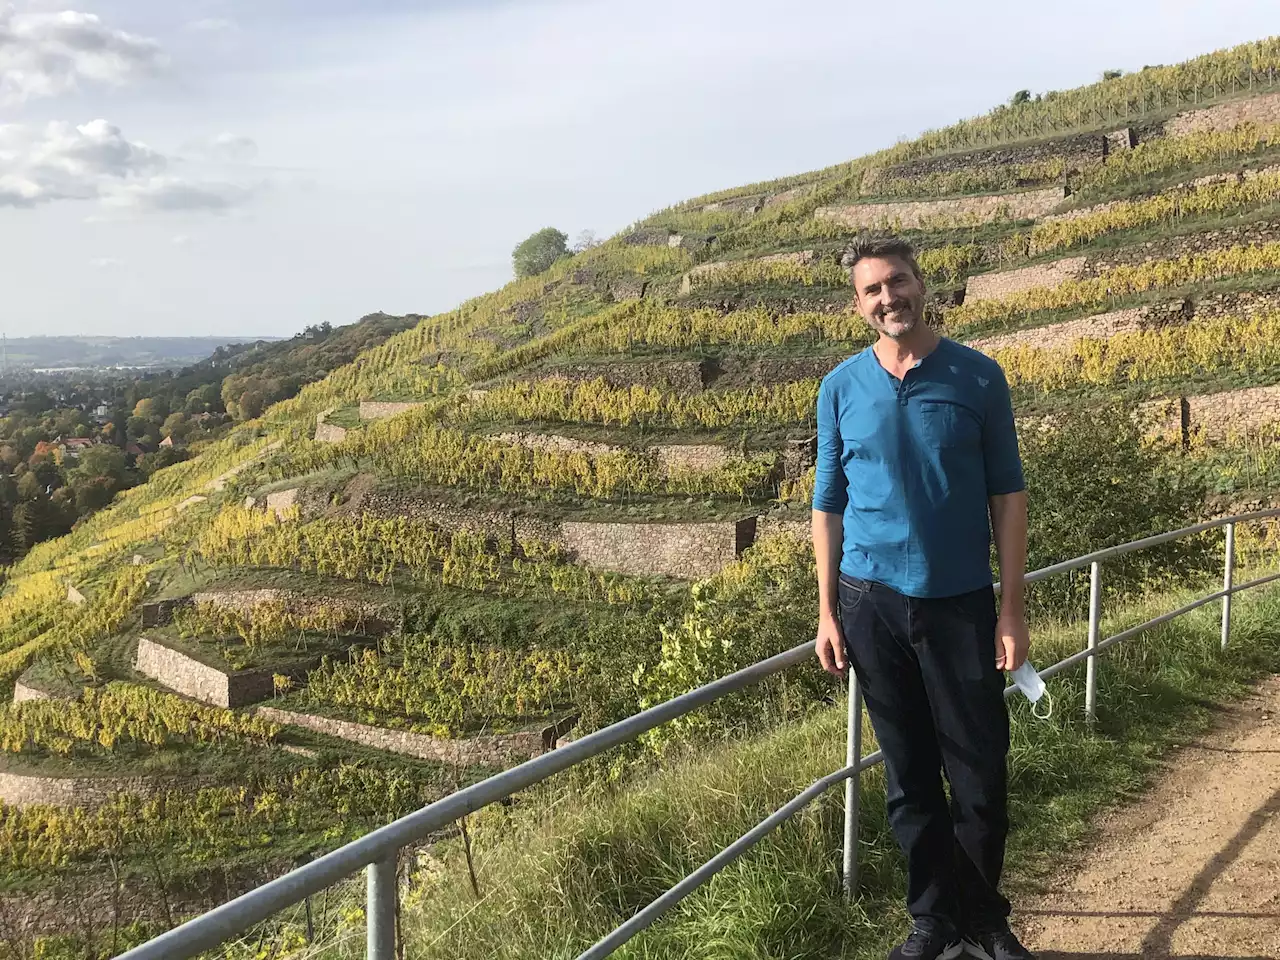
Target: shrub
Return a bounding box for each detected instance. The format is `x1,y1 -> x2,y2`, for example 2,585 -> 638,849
512,227 -> 569,278
1019,404 -> 1213,614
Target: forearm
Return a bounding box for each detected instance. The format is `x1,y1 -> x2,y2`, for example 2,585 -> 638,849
812,509 -> 844,622
989,490 -> 1028,616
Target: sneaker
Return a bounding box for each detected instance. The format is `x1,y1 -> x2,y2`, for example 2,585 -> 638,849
963,930 -> 1037,960
890,928 -> 965,960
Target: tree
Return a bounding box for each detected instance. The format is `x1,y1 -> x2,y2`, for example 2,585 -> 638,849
161,412 -> 188,441
16,472 -> 43,501
512,228 -> 568,278
184,383 -> 221,415
70,445 -> 127,487
1102,69 -> 1124,81
1010,89 -> 1031,106
238,389 -> 266,421
126,416 -> 153,442
133,397 -> 163,420
572,230 -> 601,254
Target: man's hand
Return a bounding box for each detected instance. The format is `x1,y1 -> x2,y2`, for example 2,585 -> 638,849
995,610 -> 1030,672
816,613 -> 847,676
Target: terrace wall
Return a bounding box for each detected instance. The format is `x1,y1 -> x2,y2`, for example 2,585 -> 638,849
964,257 -> 1088,303
561,517 -> 757,579
134,636 -> 275,708
359,401 -> 424,421
1164,91 -> 1280,137
0,771 -> 190,809
815,186 -> 1065,231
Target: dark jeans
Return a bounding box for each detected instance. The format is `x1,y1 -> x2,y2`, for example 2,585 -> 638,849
838,573 -> 1011,937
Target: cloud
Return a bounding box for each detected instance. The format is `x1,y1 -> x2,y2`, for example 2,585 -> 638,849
171,233 -> 192,246
89,257 -> 122,268
0,7 -> 165,103
183,132 -> 259,164
101,177 -> 252,213
185,18 -> 236,32
0,119 -> 253,213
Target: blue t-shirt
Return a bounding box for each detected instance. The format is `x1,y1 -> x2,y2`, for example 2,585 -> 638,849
811,338 -> 1024,598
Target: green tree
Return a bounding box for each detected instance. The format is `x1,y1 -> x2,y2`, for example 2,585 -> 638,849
1010,89 -> 1031,106
512,227 -> 569,278
161,412 -> 188,441
70,445 -> 127,487
237,389 -> 267,421
1102,68 -> 1124,81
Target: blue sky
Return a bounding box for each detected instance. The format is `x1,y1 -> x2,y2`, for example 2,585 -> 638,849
1,0 -> 1276,338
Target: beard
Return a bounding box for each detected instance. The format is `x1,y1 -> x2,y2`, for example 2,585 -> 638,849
870,298 -> 921,339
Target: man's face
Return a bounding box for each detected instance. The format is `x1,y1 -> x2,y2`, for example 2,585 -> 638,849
852,255 -> 926,340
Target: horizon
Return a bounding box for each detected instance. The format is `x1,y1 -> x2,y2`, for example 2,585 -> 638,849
1,1 -> 1277,339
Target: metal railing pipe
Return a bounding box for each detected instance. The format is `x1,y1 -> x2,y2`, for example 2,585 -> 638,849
1222,522 -> 1236,650
1085,561 -> 1102,723
367,856 -> 396,960
842,677 -> 863,896
116,641 -> 814,960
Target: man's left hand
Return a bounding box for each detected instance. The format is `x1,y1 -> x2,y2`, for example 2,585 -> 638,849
995,611 -> 1030,672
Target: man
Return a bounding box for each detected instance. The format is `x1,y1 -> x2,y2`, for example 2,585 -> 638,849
812,237 -> 1034,960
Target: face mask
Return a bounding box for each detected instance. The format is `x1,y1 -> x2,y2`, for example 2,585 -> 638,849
1010,661 -> 1052,720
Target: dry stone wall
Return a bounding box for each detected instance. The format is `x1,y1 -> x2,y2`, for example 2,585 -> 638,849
609,277 -> 649,301
1186,385 -> 1280,439
1087,217 -> 1280,272
12,674 -> 56,703
964,257 -> 1088,303
134,636 -> 275,708
702,194 -> 764,214
679,250 -> 818,294
879,132 -> 1106,179
265,487 -> 300,518
0,771 -> 192,810
1104,127 -> 1136,155
359,400 -> 424,421
561,517 -> 757,579
815,186 -> 1065,231
535,360 -> 708,394
1164,91 -> 1280,137
314,408 -> 347,444
254,707 -> 576,766
653,444 -> 735,474
969,306 -> 1152,354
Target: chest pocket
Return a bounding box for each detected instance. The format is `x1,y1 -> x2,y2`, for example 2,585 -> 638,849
916,400 -> 979,451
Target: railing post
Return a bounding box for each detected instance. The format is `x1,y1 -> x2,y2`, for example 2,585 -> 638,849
1085,561 -> 1102,723
842,674 -> 863,897
367,854 -> 397,960
1222,522 -> 1235,650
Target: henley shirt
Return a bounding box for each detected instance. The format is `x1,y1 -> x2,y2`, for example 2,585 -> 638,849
811,337 -> 1024,598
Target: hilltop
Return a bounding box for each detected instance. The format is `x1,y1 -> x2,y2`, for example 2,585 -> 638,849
3,36 -> 1280,958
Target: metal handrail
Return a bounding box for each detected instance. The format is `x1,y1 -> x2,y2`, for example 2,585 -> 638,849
116,507 -> 1280,960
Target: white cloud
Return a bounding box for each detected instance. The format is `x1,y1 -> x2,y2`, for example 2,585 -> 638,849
171,233 -> 192,246
186,18 -> 236,32
89,256 -> 122,268
0,6 -> 165,103
0,119 -> 253,213
183,132 -> 258,164
101,177 -> 252,213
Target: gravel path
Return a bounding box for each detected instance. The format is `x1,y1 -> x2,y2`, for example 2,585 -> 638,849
1018,675 -> 1280,959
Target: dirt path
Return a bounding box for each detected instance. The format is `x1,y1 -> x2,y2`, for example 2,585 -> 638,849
1019,675 -> 1280,960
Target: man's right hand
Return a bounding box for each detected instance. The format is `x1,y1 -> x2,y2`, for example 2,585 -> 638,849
815,613 -> 847,676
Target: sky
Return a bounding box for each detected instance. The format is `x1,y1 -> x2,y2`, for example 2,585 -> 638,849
0,1 -> 1277,339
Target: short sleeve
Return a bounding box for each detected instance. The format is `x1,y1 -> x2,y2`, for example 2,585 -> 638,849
811,376 -> 849,513
982,363 -> 1025,496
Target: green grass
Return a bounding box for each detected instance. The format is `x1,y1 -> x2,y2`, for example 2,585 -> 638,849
271,571 -> 1280,960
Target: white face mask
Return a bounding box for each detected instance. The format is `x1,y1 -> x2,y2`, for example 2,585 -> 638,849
1011,661 -> 1053,720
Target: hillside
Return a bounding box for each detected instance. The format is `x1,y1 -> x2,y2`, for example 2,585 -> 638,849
3,37 -> 1280,958
0,336 -> 272,372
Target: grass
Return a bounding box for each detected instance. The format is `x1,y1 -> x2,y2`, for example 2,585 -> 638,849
263,568 -> 1280,960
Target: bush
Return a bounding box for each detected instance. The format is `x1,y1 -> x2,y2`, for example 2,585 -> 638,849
1019,404 -> 1213,614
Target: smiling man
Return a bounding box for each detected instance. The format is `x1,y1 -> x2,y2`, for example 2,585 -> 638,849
812,237 -> 1034,960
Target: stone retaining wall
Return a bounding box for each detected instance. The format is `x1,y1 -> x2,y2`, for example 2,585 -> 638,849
1186,385 -> 1280,439
561,517 -> 757,579
1087,217 -> 1280,273
609,277 -> 649,302
969,306 -> 1153,354
134,636 -> 275,708
314,408 -> 347,444
0,771 -> 188,809
1164,91 -> 1280,137
66,585 -> 86,606
359,400 -> 424,422
964,256 -> 1088,303
701,194 -> 764,214
265,487 -> 300,518
815,186 -> 1065,231
12,678 -> 54,703
679,250 -> 818,294
254,707 -> 577,766
1104,127 -> 1136,155
493,432 -> 615,456
653,444 -> 736,474
879,132 -> 1105,179
536,360 -> 708,394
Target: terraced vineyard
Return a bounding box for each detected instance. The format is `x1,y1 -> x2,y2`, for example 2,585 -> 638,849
5,36 -> 1280,960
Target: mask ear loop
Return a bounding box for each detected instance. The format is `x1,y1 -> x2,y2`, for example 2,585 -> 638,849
1031,690 -> 1053,721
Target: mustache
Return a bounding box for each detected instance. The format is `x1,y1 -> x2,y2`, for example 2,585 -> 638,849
874,299 -> 913,318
